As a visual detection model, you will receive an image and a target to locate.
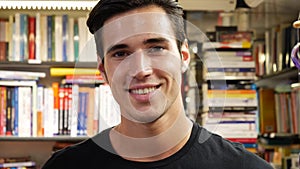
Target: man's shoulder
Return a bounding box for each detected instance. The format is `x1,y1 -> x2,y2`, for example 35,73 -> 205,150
42,129 -> 113,169
193,124 -> 273,169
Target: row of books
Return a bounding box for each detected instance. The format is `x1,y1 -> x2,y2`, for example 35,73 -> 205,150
202,28 -> 258,150
0,156 -> 35,169
0,82 -> 120,137
202,30 -> 255,81
259,86 -> 300,135
260,147 -> 299,169
255,24 -> 298,76
0,13 -> 96,63
206,89 -> 258,107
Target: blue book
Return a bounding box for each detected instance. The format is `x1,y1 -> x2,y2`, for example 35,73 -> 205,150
47,15 -> 53,61
13,87 -> 19,136
62,15 -> 68,62
20,14 -> 28,61
77,92 -> 88,135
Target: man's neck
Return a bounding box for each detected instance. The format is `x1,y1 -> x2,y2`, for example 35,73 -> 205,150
109,106 -> 193,161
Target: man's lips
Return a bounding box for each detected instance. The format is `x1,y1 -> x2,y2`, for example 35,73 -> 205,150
128,84 -> 161,95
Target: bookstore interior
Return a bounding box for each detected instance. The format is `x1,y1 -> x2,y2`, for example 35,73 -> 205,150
0,0 -> 299,168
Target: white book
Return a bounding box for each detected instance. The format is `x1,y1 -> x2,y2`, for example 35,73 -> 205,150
67,17 -> 74,62
36,85 -> 44,136
70,84 -> 79,137
7,15 -> 14,60
205,60 -> 255,68
55,15 -> 63,62
0,20 -> 5,41
78,16 -> 97,62
31,82 -> 38,137
18,87 -> 32,137
98,85 -> 106,132
78,17 -> 87,56
204,51 -> 252,57
0,80 -> 36,87
43,88 -> 54,137
0,70 -> 46,80
35,13 -> 41,62
93,86 -> 99,134
40,14 -> 48,62
0,161 -> 36,168
13,13 -> 20,61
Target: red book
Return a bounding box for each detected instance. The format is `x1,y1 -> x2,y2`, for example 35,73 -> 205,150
226,138 -> 257,144
28,16 -> 36,60
0,42 -> 7,61
0,87 -> 7,136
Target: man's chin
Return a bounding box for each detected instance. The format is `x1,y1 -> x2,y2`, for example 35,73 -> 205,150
125,109 -> 164,124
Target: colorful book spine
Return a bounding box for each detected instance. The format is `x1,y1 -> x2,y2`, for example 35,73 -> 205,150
77,92 -> 88,135
5,87 -> 13,135
20,14 -> 28,61
0,87 -> 7,135
36,85 -> 44,136
28,16 -> 36,60
13,87 -> 19,136
73,20 -> 79,62
62,15 -> 68,62
47,15 -> 53,61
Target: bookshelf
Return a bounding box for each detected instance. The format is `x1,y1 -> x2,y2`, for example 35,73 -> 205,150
0,1 -> 105,168
0,0 -> 299,168
252,4 -> 300,168
199,29 -> 258,153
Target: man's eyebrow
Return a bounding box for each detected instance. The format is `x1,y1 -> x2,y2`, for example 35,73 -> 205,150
106,44 -> 128,55
106,38 -> 169,54
143,37 -> 170,45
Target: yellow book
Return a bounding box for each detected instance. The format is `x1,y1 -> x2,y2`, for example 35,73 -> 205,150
50,68 -> 100,76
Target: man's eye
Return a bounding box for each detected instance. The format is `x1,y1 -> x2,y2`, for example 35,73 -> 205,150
148,46 -> 165,53
112,51 -> 130,58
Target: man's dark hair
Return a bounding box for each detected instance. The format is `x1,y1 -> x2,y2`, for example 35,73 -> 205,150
86,0 -> 186,58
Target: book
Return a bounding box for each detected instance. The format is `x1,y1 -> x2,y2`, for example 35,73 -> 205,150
5,87 -> 13,135
62,14 -> 69,62
13,87 -> 19,136
13,13 -> 20,62
0,41 -> 8,61
0,156 -> 31,163
18,87 -> 32,137
52,82 -> 59,135
202,41 -> 251,50
36,85 -> 44,136
77,91 -> 88,135
0,70 -> 45,80
55,15 -> 63,62
50,68 -> 99,76
0,87 -> 7,135
58,84 -> 65,135
20,13 -> 28,61
43,87 -> 54,137
47,15 -> 53,61
0,161 -> 35,168
28,16 -> 36,60
207,89 -> 257,107
68,17 -> 74,62
258,88 -> 277,133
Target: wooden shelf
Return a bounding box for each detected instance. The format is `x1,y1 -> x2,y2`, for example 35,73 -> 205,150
0,61 -> 97,69
255,67 -> 299,88
0,136 -> 89,142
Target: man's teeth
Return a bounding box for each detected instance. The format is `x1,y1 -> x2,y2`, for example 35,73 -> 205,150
131,87 -> 156,94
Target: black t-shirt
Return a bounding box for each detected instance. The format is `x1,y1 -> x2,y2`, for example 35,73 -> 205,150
42,123 -> 273,169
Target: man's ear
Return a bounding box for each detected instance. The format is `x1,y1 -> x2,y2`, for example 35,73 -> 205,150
180,40 -> 190,73
97,56 -> 108,83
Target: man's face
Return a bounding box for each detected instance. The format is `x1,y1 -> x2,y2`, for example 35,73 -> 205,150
99,6 -> 189,123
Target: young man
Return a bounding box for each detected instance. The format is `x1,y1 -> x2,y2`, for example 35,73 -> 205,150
42,0 -> 273,168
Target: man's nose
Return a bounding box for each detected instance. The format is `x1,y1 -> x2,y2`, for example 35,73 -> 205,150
129,50 -> 153,79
